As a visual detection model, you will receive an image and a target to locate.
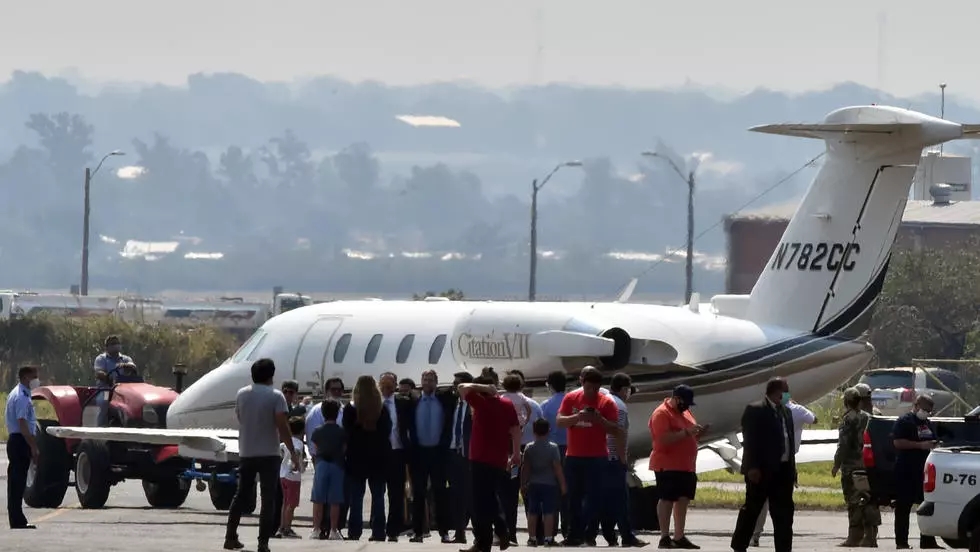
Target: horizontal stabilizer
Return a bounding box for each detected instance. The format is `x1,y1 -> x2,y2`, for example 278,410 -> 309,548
530,330 -> 616,357
750,122 -> 916,139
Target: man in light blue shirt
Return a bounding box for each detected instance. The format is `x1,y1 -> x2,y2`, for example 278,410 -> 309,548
538,370 -> 570,539
540,371 -> 569,451
6,365 -> 41,529
409,369 -> 452,543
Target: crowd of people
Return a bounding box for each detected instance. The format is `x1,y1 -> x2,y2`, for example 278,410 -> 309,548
221,360 -> 668,552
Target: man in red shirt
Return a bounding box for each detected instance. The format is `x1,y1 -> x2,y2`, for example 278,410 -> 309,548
458,373 -> 521,552
649,384 -> 706,549
556,366 -> 620,546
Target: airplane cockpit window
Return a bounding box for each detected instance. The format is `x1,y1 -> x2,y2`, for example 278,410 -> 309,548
429,334 -> 447,364
231,329 -> 267,363
333,333 -> 352,363
396,334 -> 415,364
365,334 -> 384,363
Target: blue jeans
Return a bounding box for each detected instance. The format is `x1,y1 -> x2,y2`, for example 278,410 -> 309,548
564,456 -> 606,542
348,474 -> 387,540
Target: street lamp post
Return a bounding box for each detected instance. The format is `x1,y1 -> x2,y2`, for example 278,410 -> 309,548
81,150 -> 125,296
529,160 -> 583,302
642,151 -> 697,304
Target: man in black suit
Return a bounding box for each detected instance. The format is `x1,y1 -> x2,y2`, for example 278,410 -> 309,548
448,371 -> 476,544
407,369 -> 458,543
731,377 -> 797,552
380,372 -> 415,541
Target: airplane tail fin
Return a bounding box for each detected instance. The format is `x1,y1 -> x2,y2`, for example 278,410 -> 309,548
745,106 -> 980,338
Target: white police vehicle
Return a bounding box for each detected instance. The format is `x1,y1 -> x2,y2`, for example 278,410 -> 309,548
918,445 -> 980,550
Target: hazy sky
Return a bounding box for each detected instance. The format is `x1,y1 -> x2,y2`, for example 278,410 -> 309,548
3,0 -> 977,102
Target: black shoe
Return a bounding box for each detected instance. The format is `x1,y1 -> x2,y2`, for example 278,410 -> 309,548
410,535 -> 425,543
623,539 -> 648,548
896,545 -> 911,550
586,539 -> 598,547
369,537 -> 386,542
10,524 -> 37,530
223,540 -> 245,550
658,537 -> 676,549
389,536 -> 399,542
257,543 -> 271,552
453,534 -> 467,544
672,537 -> 699,550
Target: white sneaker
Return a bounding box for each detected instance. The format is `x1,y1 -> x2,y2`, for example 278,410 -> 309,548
310,529 -> 321,540
329,530 -> 344,541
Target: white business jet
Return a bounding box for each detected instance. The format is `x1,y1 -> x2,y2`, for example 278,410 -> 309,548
48,104 -> 980,481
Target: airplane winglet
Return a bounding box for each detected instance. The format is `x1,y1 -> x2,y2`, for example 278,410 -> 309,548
615,278 -> 638,303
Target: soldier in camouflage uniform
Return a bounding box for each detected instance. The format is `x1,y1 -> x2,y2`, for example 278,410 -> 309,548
832,387 -> 881,547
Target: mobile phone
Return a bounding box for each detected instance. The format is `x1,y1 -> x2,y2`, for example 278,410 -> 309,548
583,407 -> 596,413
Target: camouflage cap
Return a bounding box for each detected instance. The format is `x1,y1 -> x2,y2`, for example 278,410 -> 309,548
854,383 -> 872,398
843,387 -> 861,402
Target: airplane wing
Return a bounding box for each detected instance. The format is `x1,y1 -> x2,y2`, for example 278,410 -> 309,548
631,429 -> 838,484
46,426 -> 240,462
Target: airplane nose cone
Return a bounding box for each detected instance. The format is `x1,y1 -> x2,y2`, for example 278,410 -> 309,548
167,391 -> 191,429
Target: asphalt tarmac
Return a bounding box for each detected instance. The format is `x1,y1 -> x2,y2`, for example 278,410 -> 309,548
0,445 -> 925,552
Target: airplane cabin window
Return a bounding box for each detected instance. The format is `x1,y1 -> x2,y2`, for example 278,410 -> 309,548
429,334 -> 447,364
396,334 -> 415,364
365,334 -> 384,364
231,329 -> 267,363
334,333 -> 352,363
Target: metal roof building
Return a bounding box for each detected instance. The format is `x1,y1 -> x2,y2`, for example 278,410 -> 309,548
723,199 -> 980,294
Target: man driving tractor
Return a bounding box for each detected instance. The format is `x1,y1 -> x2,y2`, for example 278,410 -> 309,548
94,335 -> 136,425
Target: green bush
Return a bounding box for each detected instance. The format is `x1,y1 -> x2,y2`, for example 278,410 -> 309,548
0,314 -> 238,389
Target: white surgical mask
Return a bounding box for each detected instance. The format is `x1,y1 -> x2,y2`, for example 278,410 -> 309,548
28,378 -> 40,390
916,409 -> 929,421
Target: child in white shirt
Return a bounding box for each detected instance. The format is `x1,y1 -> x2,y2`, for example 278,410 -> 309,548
278,416 -> 307,539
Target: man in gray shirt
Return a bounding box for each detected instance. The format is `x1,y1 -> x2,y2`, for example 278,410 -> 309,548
224,358 -> 299,552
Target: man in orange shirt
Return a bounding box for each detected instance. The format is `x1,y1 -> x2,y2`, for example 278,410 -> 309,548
557,366 -> 621,547
648,384 -> 706,550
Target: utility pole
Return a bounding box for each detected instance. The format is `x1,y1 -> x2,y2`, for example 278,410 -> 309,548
529,178 -> 540,302
940,83 -> 947,156
641,150 -> 697,304
80,150 -> 125,296
528,161 -> 583,301
81,167 -> 91,296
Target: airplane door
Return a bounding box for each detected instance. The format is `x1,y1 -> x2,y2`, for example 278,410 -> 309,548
292,317 -> 344,393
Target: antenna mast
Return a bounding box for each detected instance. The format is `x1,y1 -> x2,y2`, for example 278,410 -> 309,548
876,11 -> 886,103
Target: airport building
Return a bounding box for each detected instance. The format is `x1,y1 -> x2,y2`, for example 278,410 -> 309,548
724,151 -> 979,293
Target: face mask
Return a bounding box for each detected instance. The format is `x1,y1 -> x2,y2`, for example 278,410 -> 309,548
916,409 -> 929,421
28,378 -> 40,390
781,392 -> 791,406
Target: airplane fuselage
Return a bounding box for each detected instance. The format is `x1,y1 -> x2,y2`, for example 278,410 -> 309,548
166,298 -> 873,457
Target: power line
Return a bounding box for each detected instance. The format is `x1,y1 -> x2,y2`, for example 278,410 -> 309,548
628,151 -> 827,283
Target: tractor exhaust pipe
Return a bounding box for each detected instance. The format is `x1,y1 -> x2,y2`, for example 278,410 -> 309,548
172,364 -> 187,393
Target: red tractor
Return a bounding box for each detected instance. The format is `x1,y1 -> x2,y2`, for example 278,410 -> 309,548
24,367 -> 193,510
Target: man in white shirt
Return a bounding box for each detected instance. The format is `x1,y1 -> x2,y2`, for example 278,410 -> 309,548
751,399 -> 817,547
380,372 -> 412,541
448,371 -> 475,544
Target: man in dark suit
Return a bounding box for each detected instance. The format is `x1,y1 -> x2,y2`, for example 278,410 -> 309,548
731,377 -> 797,552
407,369 -> 458,543
448,371 -> 476,544
380,372 -> 415,541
